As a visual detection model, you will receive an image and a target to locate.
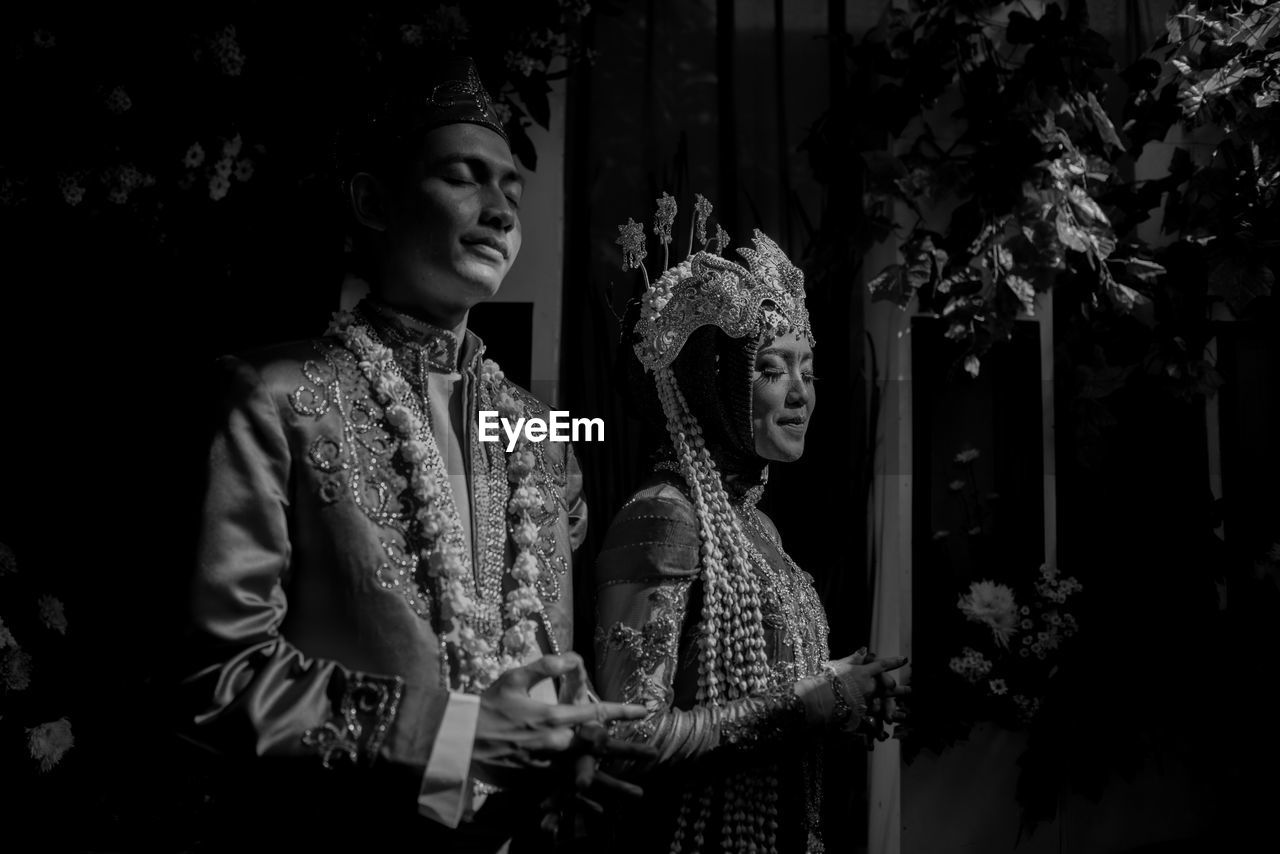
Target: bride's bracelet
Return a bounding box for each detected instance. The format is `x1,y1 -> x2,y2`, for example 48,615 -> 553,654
823,665 -> 863,728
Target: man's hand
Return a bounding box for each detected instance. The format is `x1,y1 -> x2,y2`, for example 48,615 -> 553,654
471,653 -> 648,790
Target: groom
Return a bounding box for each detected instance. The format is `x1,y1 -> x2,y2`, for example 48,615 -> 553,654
181,56 -> 644,849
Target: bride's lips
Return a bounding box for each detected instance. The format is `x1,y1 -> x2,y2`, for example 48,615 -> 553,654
777,416 -> 807,433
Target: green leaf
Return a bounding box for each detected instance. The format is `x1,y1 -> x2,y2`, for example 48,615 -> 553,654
1208,257 -> 1275,313
867,263 -> 913,307
1085,92 -> 1126,151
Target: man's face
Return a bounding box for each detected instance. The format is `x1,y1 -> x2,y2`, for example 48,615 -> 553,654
751,331 -> 816,462
378,123 -> 523,316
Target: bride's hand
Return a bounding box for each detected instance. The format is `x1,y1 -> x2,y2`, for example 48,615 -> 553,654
826,651 -> 910,738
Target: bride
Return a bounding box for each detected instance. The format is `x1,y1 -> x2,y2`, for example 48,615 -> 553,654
593,197 -> 908,853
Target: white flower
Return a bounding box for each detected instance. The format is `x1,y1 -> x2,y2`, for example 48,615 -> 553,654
481,359 -> 505,384
38,595 -> 67,635
373,373 -> 410,404
511,552 -> 540,585
3,648 -> 32,691
964,355 -> 981,378
208,175 -> 230,201
1268,542 -> 1280,563
59,175 -> 85,207
508,450 -> 537,478
386,404 -> 418,436
508,485 -> 543,514
988,678 -> 1008,696
504,587 -> 542,621
410,467 -> 441,499
222,134 -> 243,159
954,448 -> 980,464
947,646 -> 992,683
511,520 -> 540,548
401,439 -> 430,464
27,718 -> 74,772
211,26 -> 245,76
505,50 -> 537,76
103,86 -> 132,115
0,617 -> 16,650
214,157 -> 233,179
429,550 -> 465,580
234,159 -> 254,182
949,479 -> 966,491
326,310 -> 356,336
418,507 -> 448,538
957,580 -> 1019,647
502,621 -> 538,656
183,142 -> 206,168
496,391 -> 522,422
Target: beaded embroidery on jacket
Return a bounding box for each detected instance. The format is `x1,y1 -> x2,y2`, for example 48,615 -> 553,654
289,303 -> 554,694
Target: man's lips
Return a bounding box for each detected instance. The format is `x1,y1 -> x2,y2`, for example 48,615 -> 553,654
777,415 -> 806,427
462,236 -> 508,259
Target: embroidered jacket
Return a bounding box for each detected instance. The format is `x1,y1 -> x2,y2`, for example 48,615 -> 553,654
593,474 -> 832,853
182,304 -> 584,845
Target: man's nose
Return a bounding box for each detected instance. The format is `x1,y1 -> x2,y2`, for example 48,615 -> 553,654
480,185 -> 517,231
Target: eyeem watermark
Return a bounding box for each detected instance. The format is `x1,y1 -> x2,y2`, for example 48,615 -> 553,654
478,411 -> 604,452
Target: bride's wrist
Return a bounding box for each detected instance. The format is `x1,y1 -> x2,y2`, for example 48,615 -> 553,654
823,665 -> 866,731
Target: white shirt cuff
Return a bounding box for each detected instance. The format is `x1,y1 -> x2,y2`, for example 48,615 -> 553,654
417,691 -> 481,828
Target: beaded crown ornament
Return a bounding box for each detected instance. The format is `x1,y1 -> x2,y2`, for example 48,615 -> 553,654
620,193 -> 814,371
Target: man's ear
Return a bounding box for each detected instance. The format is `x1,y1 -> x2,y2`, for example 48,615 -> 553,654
350,171 -> 389,232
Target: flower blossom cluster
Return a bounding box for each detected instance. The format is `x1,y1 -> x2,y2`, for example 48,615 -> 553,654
653,192 -> 677,245
948,646 -> 993,683
957,580 -> 1020,647
27,718 -> 74,772
1034,563 -> 1083,604
616,218 -> 647,272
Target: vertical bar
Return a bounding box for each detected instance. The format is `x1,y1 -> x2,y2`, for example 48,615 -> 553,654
868,298 -> 909,854
717,0 -> 739,237
1039,293 -> 1057,571
774,0 -> 793,249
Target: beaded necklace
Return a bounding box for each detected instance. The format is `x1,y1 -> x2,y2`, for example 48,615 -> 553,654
734,505 -> 830,683
328,307 -> 546,692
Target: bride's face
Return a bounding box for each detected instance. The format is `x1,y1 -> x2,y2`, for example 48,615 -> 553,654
751,331 -> 816,462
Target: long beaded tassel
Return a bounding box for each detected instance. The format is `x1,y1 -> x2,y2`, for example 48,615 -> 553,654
669,773 -> 781,854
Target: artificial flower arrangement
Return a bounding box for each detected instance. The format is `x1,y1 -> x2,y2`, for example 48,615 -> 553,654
0,541 -> 75,774
898,445 -> 1083,757
944,445 -> 1081,730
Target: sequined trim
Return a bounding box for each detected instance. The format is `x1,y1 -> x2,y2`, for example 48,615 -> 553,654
302,672 -> 404,768
597,581 -> 690,740
719,685 -> 804,747
507,384 -> 571,605
289,342 -> 431,620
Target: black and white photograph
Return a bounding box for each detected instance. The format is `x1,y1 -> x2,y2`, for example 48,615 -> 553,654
1,2 -> 1277,852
